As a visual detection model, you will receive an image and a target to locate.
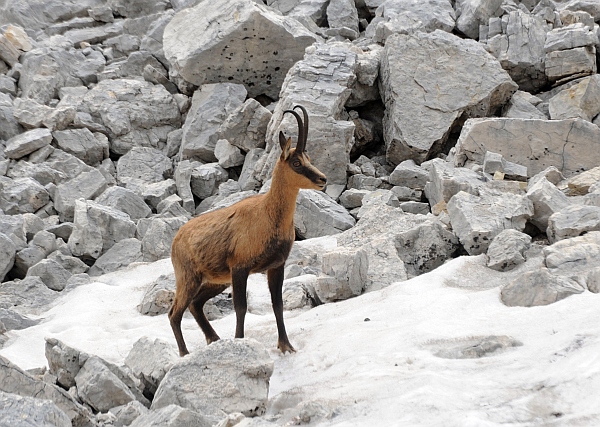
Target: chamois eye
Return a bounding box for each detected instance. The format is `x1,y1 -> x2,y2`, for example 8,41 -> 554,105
292,160 -> 301,167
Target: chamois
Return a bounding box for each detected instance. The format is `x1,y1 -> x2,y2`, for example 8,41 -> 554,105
169,105 -> 327,356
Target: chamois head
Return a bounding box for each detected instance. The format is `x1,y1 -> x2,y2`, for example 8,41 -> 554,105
278,105 -> 327,191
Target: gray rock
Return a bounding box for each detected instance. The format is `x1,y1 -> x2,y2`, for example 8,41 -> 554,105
54,169 -> 108,222
140,216 -> 187,262
0,391 -> 71,427
327,0 -> 359,39
22,213 -> 44,242
282,275 -> 318,309
117,147 -> 173,186
43,149 -> 93,183
367,0 -> 455,42
454,118 -> 600,178
75,356 -> 136,413
129,404 -> 212,427
501,268 -> 584,307
380,31 -> 516,165
424,159 -> 484,207
399,201 -> 430,215
544,231 -> 600,280
0,93 -> 23,141
137,273 -> 175,316
526,177 -> 571,231
347,174 -> 383,191
257,42 -> 357,189
180,83 -> 247,163
173,160 -> 196,214
125,336 -> 178,396
359,189 -> 400,211
215,139 -> 245,168
315,247 -> 368,302
0,354 -> 94,427
447,190 -> 533,255
68,199 -> 137,260
4,128 -> 52,160
45,337 -> 86,390
88,238 -> 143,276
140,10 -> 175,66
391,186 -> 423,202
485,11 -> 548,92
339,188 -> 370,209
427,335 -> 523,359
389,159 -> 430,189
482,151 -> 528,181
545,46 -> 597,83
78,79 -> 181,156
0,308 -> 39,331
26,259 -> 72,291
567,166 -> 600,196
219,99 -> 271,153
0,277 -> 59,312
95,186 -> 152,221
190,163 -> 229,200
45,223 -> 74,242
13,97 -> 53,129
294,190 -> 356,239
456,0 -> 503,39
142,179 -> 177,211
108,401 -> 149,427
0,177 -> 49,215
152,339 -> 274,420
52,128 -> 108,166
163,0 -> 317,99
0,215 -> 27,250
547,204 -> 600,243
486,229 -> 532,271
548,75 -> 600,121
502,90 -> 548,119
47,251 -> 89,275
544,23 -> 598,53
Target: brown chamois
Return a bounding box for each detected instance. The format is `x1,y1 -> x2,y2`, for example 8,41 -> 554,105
169,105 -> 327,356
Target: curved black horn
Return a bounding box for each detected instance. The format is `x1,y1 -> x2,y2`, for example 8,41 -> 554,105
293,105 -> 308,154
283,109 -> 304,152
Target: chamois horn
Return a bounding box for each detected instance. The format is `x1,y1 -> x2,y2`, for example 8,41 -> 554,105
283,106 -> 306,154
294,105 -> 309,154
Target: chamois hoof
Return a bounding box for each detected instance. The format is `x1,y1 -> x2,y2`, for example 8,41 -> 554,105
278,341 -> 296,354
206,335 -> 221,345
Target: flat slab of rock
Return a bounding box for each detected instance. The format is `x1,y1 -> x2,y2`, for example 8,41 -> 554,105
501,268 -> 584,307
163,0 -> 317,99
380,30 -> 516,165
447,190 -> 533,255
152,339 -> 273,420
294,189 -> 356,239
4,128 -> 52,159
455,117 -> 600,178
547,204 -> 600,243
0,391 -> 71,427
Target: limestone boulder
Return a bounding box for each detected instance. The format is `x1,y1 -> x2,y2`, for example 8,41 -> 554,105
163,0 -> 318,99
180,83 -> 247,162
315,247 -> 368,302
548,75 -> 600,121
326,0 -> 359,40
486,229 -> 532,271
454,118 -> 600,178
545,46 -> 597,83
125,336 -> 179,396
116,147 -> 173,187
0,277 -> 59,313
218,98 -> 271,153
26,259 -> 72,291
294,190 -> 356,239
54,169 -> 108,222
0,177 -> 49,215
0,93 -> 23,141
0,391 -> 71,427
367,0 -> 455,43
4,128 -> 52,160
424,159 -> 484,207
88,238 -> 144,276
129,404 -> 212,427
137,274 -> 175,316
447,190 -> 533,255
501,268 -> 584,307
380,30 -> 516,166
485,11 -> 548,92
78,79 -> 181,156
152,339 -> 274,420
95,186 -> 152,221
68,200 -> 137,261
0,233 -> 16,282
547,204 -> 600,243
140,216 -> 187,262
455,0 -> 503,39
52,128 -> 108,166
526,177 -> 571,231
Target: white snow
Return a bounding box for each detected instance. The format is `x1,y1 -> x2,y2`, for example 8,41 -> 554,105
2,251 -> 600,426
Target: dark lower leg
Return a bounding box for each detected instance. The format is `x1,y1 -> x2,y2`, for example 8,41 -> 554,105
169,300 -> 190,357
268,265 -> 295,353
189,285 -> 228,344
232,268 -> 249,339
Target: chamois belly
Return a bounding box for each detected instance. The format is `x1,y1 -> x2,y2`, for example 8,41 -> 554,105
247,237 -> 294,274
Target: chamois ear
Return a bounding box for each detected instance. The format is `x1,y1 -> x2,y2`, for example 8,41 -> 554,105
279,131 -> 292,159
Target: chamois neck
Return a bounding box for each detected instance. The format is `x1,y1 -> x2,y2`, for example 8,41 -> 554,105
264,161 -> 300,226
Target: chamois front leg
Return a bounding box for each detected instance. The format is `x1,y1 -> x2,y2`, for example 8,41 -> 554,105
268,264 -> 295,353
232,267 -> 250,339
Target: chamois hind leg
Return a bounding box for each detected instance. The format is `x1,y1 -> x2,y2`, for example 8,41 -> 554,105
231,267 -> 250,339
268,264 -> 295,353
168,272 -> 201,357
188,283 -> 229,345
